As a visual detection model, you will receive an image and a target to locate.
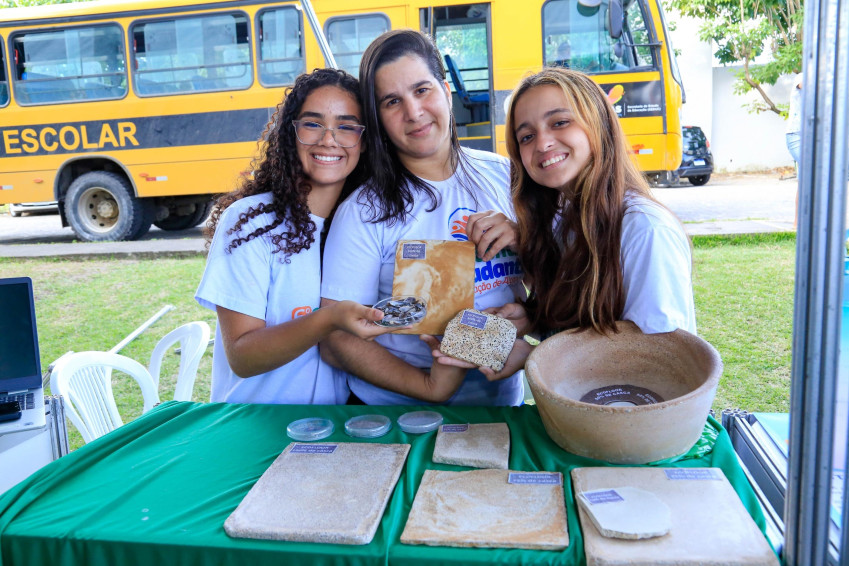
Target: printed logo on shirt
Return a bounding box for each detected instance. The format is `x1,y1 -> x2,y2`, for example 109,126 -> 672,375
447,207 -> 524,296
291,306 -> 312,319
474,248 -> 524,295
448,207 -> 475,241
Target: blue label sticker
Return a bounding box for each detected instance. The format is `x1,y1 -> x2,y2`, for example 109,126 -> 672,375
460,310 -> 488,330
665,469 -> 721,481
583,489 -> 624,505
508,472 -> 562,485
402,243 -> 426,260
290,444 -> 337,454
442,424 -> 469,433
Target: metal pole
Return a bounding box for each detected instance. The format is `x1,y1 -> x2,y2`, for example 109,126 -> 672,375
109,305 -> 174,354
300,0 -> 338,69
784,0 -> 849,562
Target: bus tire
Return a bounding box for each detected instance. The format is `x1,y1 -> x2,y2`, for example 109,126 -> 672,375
153,200 -> 212,231
64,171 -> 153,242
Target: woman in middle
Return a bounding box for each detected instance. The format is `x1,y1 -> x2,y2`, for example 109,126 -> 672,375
320,29 -> 525,406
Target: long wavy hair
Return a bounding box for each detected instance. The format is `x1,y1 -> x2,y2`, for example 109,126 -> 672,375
357,29 -> 465,224
506,68 -> 659,334
205,68 -> 366,261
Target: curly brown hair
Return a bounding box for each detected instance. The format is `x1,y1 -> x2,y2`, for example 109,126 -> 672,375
205,68 -> 366,262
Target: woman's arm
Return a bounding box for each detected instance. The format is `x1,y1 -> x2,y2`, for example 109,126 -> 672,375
218,301 -> 390,378
319,298 -> 468,402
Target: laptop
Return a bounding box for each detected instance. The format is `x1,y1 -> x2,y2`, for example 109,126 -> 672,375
0,277 -> 46,435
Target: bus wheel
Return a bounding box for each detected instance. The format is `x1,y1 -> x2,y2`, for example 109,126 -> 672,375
64,172 -> 154,242
154,201 -> 212,231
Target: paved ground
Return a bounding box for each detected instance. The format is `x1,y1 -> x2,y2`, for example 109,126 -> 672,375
0,172 -> 799,259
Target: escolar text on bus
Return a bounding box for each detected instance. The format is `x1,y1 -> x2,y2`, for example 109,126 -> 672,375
2,122 -> 139,156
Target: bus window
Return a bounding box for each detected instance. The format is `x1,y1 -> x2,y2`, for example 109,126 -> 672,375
257,6 -> 305,86
0,39 -> 8,106
325,14 -> 390,77
11,24 -> 127,106
542,0 -> 655,73
132,13 -> 251,96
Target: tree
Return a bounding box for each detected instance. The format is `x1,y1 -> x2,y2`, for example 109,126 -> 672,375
666,0 -> 803,116
1,0 -> 75,8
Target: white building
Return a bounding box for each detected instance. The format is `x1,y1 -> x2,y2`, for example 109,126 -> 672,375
669,15 -> 796,172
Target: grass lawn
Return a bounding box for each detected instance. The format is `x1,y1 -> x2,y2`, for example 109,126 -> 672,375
0,232 -> 797,451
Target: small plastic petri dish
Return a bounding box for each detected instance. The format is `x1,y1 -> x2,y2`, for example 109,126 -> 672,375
344,414 -> 392,438
372,295 -> 427,327
397,410 -> 444,434
287,417 -> 334,441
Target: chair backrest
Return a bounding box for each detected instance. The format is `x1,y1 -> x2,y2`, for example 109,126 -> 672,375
444,54 -> 470,103
51,351 -> 160,443
148,321 -> 210,402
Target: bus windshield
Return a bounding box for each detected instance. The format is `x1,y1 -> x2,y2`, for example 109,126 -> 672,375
543,0 -> 655,73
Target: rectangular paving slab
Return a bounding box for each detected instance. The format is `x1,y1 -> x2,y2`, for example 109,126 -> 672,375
401,469 -> 569,550
571,467 -> 779,565
225,442 -> 410,545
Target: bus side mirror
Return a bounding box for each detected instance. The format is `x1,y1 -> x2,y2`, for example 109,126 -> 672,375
608,0 -> 623,39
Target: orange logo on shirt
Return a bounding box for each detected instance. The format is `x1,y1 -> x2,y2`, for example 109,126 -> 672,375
291,306 -> 312,319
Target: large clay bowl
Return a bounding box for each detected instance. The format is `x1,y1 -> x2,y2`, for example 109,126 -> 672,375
525,321 -> 722,464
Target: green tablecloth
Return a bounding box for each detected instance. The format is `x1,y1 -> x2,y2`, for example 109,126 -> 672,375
0,402 -> 768,566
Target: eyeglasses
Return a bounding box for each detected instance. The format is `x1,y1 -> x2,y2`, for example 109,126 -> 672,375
292,120 -> 366,148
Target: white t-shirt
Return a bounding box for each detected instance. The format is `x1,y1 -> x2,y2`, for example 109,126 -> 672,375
621,194 -> 696,334
196,193 -> 349,405
322,148 -> 524,406
786,73 -> 803,135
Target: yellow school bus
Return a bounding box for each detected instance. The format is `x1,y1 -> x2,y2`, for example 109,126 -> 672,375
0,0 -> 683,241
308,0 -> 684,184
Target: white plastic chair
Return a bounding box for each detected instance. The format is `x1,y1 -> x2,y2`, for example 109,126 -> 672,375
148,321 -> 210,402
51,351 -> 161,443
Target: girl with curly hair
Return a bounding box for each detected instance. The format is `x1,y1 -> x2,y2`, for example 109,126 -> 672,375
432,67 -> 695,378
195,68 -> 392,405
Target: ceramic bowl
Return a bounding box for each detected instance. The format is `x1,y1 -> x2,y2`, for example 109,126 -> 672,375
525,321 -> 722,464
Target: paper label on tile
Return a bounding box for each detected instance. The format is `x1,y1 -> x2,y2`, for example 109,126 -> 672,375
442,424 -> 469,433
290,444 -> 338,454
583,489 -> 625,505
664,468 -> 721,481
459,310 -> 488,330
508,472 -> 562,485
402,243 -> 426,260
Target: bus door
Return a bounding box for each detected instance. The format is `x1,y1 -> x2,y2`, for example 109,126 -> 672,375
421,4 -> 494,152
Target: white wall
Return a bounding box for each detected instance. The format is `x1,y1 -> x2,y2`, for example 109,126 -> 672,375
710,69 -> 795,171
668,15 -> 796,172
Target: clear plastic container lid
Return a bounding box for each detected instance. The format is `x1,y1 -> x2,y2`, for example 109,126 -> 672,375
344,414 -> 392,438
287,417 -> 334,441
397,410 -> 444,434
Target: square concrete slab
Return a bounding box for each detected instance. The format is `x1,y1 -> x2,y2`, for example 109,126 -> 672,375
391,239 -> 475,335
571,467 -> 780,565
401,469 -> 569,550
224,442 -> 410,545
432,422 -> 510,469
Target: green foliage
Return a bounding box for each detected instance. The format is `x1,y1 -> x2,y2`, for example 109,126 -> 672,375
666,0 -> 803,115
0,0 -> 77,7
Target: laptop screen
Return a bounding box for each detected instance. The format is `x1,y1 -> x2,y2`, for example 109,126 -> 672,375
0,277 -> 42,393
